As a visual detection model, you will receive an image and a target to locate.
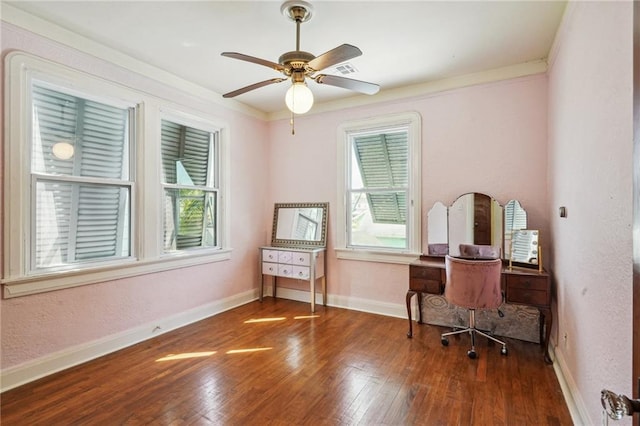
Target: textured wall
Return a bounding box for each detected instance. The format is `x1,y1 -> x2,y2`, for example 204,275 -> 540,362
267,75 -> 550,309
0,23 -> 270,370
547,2 -> 633,424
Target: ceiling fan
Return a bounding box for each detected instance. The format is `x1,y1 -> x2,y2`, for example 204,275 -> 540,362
221,0 -> 380,114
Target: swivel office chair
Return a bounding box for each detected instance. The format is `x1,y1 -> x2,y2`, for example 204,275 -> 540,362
440,255 -> 508,359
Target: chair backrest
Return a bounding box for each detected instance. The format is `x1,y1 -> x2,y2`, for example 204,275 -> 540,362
444,255 -> 503,309
459,244 -> 501,259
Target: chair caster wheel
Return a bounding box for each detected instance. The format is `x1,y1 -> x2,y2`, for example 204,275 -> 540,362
441,337 -> 449,346
467,350 -> 477,359
501,346 -> 508,356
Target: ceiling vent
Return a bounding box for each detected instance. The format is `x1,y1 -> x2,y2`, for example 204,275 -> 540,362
334,63 -> 358,75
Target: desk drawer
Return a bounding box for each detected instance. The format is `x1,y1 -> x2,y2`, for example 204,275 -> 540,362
293,266 -> 310,280
262,262 -> 278,276
507,288 -> 548,306
410,265 -> 442,281
410,278 -> 442,294
505,275 -> 549,306
292,252 -> 311,266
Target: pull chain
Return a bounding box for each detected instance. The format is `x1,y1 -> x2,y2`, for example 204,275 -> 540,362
290,110 -> 295,135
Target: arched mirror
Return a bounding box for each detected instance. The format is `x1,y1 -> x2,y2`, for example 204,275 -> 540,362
447,193 -> 503,257
427,201 -> 448,255
426,194 -> 536,264
271,202 -> 329,248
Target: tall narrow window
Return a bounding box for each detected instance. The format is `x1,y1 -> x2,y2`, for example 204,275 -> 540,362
349,130 -> 409,249
337,112 -> 421,262
161,119 -> 219,252
31,83 -> 133,272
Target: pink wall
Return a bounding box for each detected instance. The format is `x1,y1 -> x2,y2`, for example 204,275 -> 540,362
1,24 -> 270,370
267,76 -> 549,306
2,17 -> 551,387
547,2 -> 633,424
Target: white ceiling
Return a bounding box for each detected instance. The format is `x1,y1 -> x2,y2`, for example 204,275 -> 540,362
4,1 -> 567,115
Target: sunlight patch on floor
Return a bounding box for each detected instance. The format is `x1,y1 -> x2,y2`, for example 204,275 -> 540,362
244,317 -> 286,323
155,351 -> 217,362
294,315 -> 320,319
226,347 -> 273,354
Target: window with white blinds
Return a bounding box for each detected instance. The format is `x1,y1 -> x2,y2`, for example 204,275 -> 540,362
337,112 -> 421,262
161,119 -> 218,252
31,83 -> 133,272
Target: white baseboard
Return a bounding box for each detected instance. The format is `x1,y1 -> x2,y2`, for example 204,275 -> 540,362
2,284 -> 576,426
267,285 -> 409,319
0,289 -> 258,393
549,340 -> 588,425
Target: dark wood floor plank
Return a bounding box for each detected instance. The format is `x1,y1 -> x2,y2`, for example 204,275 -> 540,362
1,298 -> 572,425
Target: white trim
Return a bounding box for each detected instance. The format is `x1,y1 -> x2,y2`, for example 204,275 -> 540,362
263,287 -> 409,319
2,3 -> 546,122
0,3 -> 266,120
2,249 -> 232,298
336,111 -> 422,262
335,248 -> 420,265
268,60 -> 547,120
3,52 -> 233,297
546,2 -> 576,73
550,341 -> 589,425
0,288 -> 257,392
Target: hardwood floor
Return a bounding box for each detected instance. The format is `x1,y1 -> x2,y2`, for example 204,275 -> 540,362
1,298 -> 572,425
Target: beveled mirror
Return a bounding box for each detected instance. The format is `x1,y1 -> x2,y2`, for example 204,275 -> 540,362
271,202 -> 329,248
427,201 -> 448,255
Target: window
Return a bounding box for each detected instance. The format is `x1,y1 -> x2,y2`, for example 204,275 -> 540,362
161,119 -> 219,252
336,112 -> 421,263
31,83 -> 133,273
3,53 -> 230,297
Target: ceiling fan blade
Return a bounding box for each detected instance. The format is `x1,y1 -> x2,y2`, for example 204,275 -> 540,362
307,44 -> 362,72
221,52 -> 285,72
314,74 -> 380,95
223,78 -> 286,98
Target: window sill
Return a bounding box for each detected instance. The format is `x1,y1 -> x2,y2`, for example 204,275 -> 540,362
335,248 -> 421,265
1,249 -> 233,298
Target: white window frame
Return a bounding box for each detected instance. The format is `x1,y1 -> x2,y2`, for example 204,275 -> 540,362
336,112 -> 422,264
159,110 -> 224,254
3,52 -> 231,298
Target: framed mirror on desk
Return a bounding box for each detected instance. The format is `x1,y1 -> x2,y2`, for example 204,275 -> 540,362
259,202 -> 329,312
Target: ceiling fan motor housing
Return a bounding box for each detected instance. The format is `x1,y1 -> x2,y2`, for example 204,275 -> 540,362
279,51 -> 316,76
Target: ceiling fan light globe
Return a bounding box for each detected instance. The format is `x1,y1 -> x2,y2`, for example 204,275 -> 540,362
285,83 -> 314,114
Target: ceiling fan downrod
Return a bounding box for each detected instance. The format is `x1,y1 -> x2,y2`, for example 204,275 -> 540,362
281,1 -> 313,52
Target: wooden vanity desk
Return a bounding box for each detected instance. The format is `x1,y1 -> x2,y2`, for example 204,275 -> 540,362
407,255 -> 553,364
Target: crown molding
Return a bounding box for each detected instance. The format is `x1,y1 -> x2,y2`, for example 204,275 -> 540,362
1,3 -> 267,121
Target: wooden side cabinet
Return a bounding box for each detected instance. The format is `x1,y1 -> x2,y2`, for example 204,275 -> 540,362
259,246 -> 326,312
